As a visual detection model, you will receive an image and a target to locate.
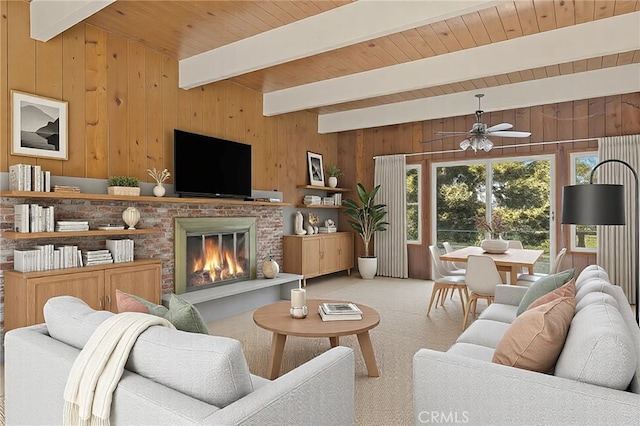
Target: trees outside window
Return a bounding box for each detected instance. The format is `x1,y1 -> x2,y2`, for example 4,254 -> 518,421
570,152 -> 598,251
406,165 -> 421,243
433,155 -> 554,273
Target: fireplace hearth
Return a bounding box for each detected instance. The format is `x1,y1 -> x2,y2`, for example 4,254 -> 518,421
175,217 -> 257,294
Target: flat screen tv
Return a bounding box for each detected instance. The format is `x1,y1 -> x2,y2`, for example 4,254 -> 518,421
174,129 -> 252,199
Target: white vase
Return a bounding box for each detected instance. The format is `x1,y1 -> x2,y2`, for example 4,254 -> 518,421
328,176 -> 338,188
262,259 -> 279,279
358,257 -> 378,279
153,184 -> 166,197
122,207 -> 140,229
480,238 -> 509,254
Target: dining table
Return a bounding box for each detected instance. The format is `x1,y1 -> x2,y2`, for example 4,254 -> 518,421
440,246 -> 545,284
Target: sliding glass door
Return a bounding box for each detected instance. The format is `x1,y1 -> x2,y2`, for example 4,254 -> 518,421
432,155 -> 555,273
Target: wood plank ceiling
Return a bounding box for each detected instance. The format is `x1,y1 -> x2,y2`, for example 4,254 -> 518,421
82,0 -> 640,133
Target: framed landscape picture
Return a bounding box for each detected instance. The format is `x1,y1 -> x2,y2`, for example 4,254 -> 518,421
307,151 -> 325,186
11,91 -> 68,160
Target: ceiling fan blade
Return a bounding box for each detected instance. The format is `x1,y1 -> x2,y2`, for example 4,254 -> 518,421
486,131 -> 531,138
436,131 -> 472,135
487,123 -> 512,132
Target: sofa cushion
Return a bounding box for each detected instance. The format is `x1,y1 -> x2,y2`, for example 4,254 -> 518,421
527,278 -> 576,311
575,278 -> 618,305
447,342 -> 495,363
44,296 -> 253,408
492,297 -> 575,372
116,290 -> 169,316
575,266 -> 610,289
575,291 -> 619,313
555,302 -> 636,390
516,268 -> 575,316
477,303 -> 518,324
116,290 -> 209,335
456,319 -> 511,349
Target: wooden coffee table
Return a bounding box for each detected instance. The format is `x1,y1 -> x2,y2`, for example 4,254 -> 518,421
253,299 -> 380,379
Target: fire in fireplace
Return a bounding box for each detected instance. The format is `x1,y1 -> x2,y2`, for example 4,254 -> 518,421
174,217 -> 257,294
187,231 -> 248,287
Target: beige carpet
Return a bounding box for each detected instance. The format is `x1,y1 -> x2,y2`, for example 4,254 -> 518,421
209,274 -> 466,426
0,274 -> 467,426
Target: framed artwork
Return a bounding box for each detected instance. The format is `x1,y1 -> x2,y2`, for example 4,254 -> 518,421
307,151 -> 325,186
11,91 -> 68,160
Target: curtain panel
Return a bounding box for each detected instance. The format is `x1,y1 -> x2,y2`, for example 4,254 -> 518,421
597,135 -> 640,305
374,155 -> 408,278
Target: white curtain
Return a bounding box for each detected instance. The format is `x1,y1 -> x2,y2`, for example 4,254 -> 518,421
374,154 -> 408,278
597,135 -> 640,305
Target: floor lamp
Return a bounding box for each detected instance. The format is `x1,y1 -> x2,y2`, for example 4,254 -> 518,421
561,159 -> 639,325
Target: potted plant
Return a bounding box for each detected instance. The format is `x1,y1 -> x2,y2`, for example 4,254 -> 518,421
107,175 -> 140,196
475,211 -> 509,253
342,183 -> 388,279
325,165 -> 343,188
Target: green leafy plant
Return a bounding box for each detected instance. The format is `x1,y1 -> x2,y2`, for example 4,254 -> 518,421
325,165 -> 343,178
108,175 -> 139,187
342,183 -> 388,257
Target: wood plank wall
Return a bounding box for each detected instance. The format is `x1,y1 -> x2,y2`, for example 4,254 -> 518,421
0,1 -> 338,206
337,94 -> 640,279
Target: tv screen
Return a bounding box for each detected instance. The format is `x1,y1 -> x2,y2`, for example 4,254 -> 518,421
174,129 -> 252,199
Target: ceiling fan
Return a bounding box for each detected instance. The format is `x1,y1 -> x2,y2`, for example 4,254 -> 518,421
437,94 -> 531,153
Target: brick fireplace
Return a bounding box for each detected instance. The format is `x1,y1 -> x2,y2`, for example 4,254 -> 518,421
174,217 -> 257,294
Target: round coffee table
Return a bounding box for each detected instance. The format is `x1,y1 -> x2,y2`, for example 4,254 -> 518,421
253,299 -> 380,379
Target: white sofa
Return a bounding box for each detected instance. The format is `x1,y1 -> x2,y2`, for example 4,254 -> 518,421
414,266 -> 640,425
5,296 -> 355,425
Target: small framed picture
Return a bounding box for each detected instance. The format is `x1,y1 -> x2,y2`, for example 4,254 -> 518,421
11,91 -> 68,160
307,151 -> 325,186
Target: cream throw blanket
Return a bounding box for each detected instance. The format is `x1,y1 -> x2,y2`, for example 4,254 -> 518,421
63,312 -> 175,425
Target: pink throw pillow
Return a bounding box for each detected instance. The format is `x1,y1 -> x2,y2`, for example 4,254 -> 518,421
115,289 -> 148,313
527,278 -> 576,311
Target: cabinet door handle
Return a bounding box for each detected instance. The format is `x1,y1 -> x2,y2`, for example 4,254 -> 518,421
106,295 -> 111,305
99,297 -> 103,308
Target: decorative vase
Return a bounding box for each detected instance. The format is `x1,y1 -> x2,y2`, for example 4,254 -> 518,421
480,238 -> 509,254
153,184 -> 166,197
294,211 -> 306,235
122,206 -> 140,229
262,258 -> 279,279
328,176 -> 338,188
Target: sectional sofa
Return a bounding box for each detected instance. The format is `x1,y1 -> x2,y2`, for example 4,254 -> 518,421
414,265 -> 640,425
4,296 -> 355,425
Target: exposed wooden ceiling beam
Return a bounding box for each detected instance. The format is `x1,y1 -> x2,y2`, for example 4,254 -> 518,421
265,12 -> 640,116
29,0 -> 115,42
317,64 -> 640,133
178,0 -> 509,89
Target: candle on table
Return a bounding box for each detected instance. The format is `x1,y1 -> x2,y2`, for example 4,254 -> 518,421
291,288 -> 306,308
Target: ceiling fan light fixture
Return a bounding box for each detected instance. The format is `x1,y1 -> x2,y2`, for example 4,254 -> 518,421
482,138 -> 493,152
460,139 -> 471,151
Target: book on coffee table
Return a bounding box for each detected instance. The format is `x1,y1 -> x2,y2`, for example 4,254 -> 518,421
318,302 -> 363,321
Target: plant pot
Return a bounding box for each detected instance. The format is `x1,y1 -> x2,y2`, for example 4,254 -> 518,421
480,238 -> 509,254
108,186 -> 140,196
328,176 -> 338,188
358,256 -> 378,279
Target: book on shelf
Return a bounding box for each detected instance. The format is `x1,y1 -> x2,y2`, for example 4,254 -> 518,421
318,305 -> 362,321
97,224 -> 125,230
56,219 -> 90,232
9,163 -> 52,192
106,238 -> 134,263
13,204 -> 30,233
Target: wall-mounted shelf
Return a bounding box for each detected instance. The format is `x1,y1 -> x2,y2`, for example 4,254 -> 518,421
0,191 -> 291,207
295,204 -> 344,209
296,185 -> 350,192
2,228 -> 161,240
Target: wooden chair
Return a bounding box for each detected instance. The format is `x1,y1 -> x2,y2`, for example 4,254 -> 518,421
463,255 -> 502,329
427,245 -> 468,316
442,242 -> 467,273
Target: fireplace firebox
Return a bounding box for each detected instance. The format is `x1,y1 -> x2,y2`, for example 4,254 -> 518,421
175,217 -> 257,294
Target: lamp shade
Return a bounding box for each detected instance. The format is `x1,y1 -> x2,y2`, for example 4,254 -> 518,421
561,184 -> 626,225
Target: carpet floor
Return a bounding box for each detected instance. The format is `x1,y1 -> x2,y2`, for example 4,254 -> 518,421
209,273 -> 466,426
0,274 -> 470,425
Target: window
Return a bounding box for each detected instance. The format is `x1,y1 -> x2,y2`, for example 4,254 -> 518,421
406,165 -> 421,243
569,152 -> 598,252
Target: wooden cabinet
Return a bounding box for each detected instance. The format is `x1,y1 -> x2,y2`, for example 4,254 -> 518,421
4,259 -> 162,331
283,232 -> 354,286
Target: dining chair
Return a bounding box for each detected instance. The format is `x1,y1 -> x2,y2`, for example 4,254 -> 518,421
426,245 -> 468,316
506,240 -> 527,275
442,242 -> 467,273
516,248 -> 567,286
462,255 -> 502,329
